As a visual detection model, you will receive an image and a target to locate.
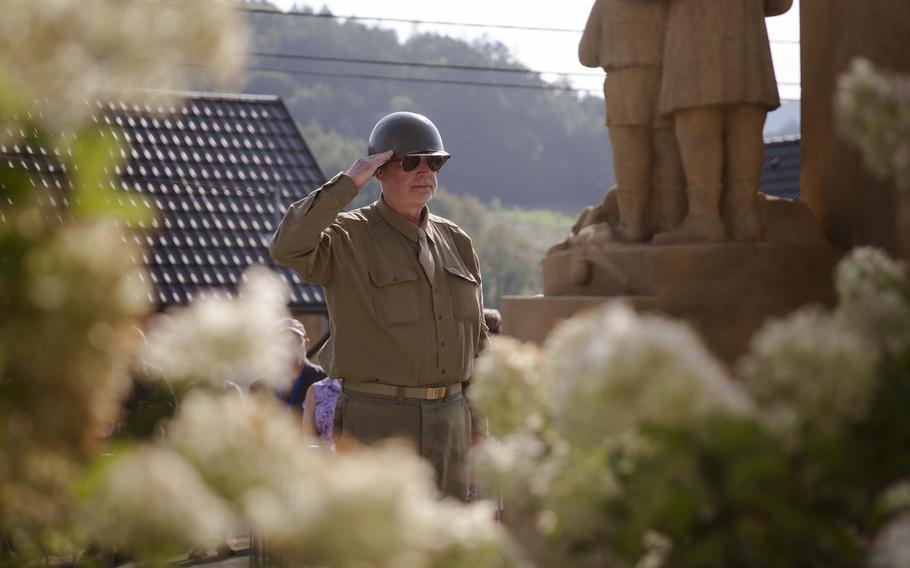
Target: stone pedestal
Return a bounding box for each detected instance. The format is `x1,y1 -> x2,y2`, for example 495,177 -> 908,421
502,199 -> 843,364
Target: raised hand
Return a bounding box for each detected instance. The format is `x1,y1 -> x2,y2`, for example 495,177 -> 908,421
344,150 -> 394,189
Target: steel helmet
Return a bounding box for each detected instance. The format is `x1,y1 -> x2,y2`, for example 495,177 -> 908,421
368,111 -> 450,158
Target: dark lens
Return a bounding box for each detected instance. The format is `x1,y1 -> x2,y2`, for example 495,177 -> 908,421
426,156 -> 448,172
401,155 -> 422,172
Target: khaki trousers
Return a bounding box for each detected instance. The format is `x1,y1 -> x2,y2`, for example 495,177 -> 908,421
334,389 -> 472,501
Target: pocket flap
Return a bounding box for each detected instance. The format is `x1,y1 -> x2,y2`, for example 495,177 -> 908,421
444,264 -> 477,285
369,267 -> 419,287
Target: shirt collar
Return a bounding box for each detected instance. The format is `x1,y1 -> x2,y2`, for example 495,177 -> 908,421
377,195 -> 430,242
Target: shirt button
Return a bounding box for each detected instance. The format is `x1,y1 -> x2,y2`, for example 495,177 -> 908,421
437,315 -> 443,320
441,369 -> 446,375
440,342 -> 446,347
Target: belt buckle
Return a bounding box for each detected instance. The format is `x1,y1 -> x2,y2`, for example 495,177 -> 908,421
425,386 -> 447,400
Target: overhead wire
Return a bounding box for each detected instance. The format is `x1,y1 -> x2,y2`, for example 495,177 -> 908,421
249,51 -> 604,78
212,63 -> 598,93
240,63 -> 801,101
240,56 -> 802,98
242,6 -> 803,45
241,7 -> 802,96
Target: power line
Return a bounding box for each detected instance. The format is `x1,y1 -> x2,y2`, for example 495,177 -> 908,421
244,52 -> 802,88
243,6 -> 803,45
243,6 -> 582,33
242,63 -> 801,100
244,64 -> 593,93
250,51 -> 604,78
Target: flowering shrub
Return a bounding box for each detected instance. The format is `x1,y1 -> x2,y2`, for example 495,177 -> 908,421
0,0 -> 247,136
142,266 -> 298,390
78,390 -> 526,568
472,248 -> 910,567
835,246 -> 910,352
471,337 -> 549,437
741,305 -> 879,441
836,58 -> 910,191
544,303 -> 749,447
79,446 -> 235,561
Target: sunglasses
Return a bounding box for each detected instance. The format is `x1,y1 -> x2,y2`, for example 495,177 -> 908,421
388,154 -> 449,172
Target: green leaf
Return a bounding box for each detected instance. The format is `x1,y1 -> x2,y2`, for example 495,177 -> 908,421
67,127 -> 157,225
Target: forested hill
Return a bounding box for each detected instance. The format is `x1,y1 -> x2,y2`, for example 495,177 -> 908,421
243,4 -> 615,213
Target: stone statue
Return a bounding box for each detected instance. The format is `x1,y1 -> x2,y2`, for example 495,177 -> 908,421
577,0 -> 685,243
653,0 -> 794,244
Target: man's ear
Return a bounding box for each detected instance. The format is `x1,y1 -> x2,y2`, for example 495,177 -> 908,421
375,167 -> 384,180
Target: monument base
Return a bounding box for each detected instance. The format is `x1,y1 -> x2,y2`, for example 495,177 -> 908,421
501,239 -> 843,365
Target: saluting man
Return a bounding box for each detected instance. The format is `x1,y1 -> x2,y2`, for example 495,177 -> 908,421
270,112 -> 486,500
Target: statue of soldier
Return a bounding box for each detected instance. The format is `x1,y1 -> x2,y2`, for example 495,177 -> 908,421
653,0 -> 794,244
578,0 -> 685,242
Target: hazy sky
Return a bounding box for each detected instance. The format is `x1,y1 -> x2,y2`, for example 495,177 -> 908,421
269,0 -> 802,101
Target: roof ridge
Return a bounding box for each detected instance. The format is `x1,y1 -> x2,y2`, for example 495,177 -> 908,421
135,88 -> 281,103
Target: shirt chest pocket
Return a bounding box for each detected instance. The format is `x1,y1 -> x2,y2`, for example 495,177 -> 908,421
368,267 -> 419,325
444,264 -> 481,322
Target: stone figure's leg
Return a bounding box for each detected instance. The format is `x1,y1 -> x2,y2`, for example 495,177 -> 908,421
611,125 -> 653,242
652,125 -> 687,232
723,105 -> 767,241
653,107 -> 726,244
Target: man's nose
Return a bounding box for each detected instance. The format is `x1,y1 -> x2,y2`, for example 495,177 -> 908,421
414,158 -> 433,175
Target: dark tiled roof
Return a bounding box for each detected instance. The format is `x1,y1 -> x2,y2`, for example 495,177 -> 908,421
760,136 -> 800,200
1,93 -> 327,312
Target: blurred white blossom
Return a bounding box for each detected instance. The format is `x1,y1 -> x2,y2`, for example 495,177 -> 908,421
166,392 -> 525,568
535,444 -> 620,541
741,306 -> 879,439
544,303 -> 749,447
0,0 -> 248,135
870,511 -> 910,568
835,246 -> 910,352
81,446 -> 235,556
474,433 -> 548,503
836,58 -> 910,191
166,390 -> 315,503
472,337 -> 549,436
636,531 -> 672,568
142,265 -> 297,389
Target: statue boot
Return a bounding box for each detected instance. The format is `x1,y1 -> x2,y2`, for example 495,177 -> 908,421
726,179 -> 763,241
614,188 -> 648,242
652,183 -> 725,244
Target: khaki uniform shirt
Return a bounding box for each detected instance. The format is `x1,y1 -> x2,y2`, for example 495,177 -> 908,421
270,173 -> 485,388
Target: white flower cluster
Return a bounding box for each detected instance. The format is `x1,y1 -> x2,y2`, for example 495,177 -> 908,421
165,390 -> 315,503
81,446 -> 234,556
0,0 -> 248,135
870,511 -> 910,568
836,58 -> 910,191
142,265 -> 297,390
741,306 -> 880,440
87,390 -> 526,568
545,303 -> 749,448
471,337 -> 549,436
471,303 -> 747,565
835,246 -> 910,352
474,432 -> 547,504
